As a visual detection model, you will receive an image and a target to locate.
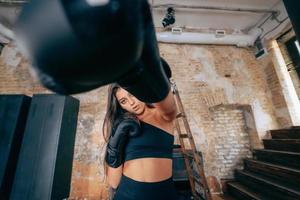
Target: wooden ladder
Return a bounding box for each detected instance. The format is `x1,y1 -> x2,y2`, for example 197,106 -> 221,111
171,80 -> 212,200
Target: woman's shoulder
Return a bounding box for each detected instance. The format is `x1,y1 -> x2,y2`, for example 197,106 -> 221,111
153,107 -> 175,124
140,108 -> 174,130
139,106 -> 174,126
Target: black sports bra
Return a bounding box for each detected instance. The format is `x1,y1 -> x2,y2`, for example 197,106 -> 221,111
124,121 -> 174,162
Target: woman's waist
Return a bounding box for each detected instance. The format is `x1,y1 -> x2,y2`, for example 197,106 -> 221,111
123,158 -> 173,182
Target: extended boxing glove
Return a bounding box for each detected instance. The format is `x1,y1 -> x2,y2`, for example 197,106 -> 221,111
16,0 -> 171,101
105,117 -> 141,168
15,0 -> 144,94
117,2 -> 171,103
161,57 -> 172,79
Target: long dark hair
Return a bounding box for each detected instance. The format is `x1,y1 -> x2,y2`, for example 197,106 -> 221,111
102,83 -> 136,177
102,83 -> 126,142
102,84 -> 120,179
102,83 -> 154,178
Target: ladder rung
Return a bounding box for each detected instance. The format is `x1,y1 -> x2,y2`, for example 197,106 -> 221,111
182,151 -> 204,166
182,151 -> 193,158
193,171 -> 201,181
179,134 -> 189,138
192,176 -> 203,186
176,112 -> 185,118
194,190 -> 205,200
192,151 -> 203,159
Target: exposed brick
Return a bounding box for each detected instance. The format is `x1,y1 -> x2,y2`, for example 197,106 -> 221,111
0,42 -> 288,198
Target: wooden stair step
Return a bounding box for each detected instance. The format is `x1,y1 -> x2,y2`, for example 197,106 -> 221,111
270,129 -> 300,139
263,139 -> 300,153
244,159 -> 300,190
227,181 -> 263,200
235,170 -> 300,200
216,193 -> 238,200
253,149 -> 300,169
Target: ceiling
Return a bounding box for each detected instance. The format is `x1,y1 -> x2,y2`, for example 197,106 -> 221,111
152,0 -> 280,31
0,2 -> 22,29
0,0 -> 292,44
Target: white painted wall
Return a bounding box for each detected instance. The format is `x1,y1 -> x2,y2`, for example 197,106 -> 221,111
151,0 -> 280,32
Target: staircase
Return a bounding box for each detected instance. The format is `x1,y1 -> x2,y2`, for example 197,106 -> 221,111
226,126 -> 300,200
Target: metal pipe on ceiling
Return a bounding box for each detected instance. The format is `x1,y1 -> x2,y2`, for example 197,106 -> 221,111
244,0 -> 282,31
0,0 -> 28,5
156,28 -> 261,47
0,23 -> 14,43
152,3 -> 277,14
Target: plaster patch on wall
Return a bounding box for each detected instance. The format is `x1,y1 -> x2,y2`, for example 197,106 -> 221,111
251,99 -> 274,138
189,46 -> 213,64
188,109 -> 208,150
274,107 -> 292,128
192,47 -> 239,103
74,114 -> 100,164
275,107 -> 290,119
194,69 -> 235,103
74,141 -> 100,164
234,85 -> 254,103
231,57 -> 256,102
243,109 -> 256,131
232,58 -> 252,82
77,114 -> 95,136
0,45 -> 22,68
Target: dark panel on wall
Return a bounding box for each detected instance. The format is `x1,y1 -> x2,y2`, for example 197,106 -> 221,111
0,95 -> 31,200
10,94 -> 80,200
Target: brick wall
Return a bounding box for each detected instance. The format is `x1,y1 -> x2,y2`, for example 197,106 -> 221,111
160,43 -> 279,193
209,105 -> 252,179
0,42 -> 287,198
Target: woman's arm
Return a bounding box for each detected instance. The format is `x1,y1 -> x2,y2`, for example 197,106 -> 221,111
153,89 -> 177,122
107,165 -> 123,189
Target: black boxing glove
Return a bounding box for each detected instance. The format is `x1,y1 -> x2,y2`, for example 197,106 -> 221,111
161,57 -> 172,79
15,0 -> 144,94
105,117 -> 141,168
117,2 -> 170,103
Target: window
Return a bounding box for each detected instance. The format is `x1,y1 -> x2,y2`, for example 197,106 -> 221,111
0,43 -> 3,55
285,37 -> 300,77
295,40 -> 300,56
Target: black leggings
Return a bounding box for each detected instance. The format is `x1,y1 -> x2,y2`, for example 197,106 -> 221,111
113,174 -> 179,200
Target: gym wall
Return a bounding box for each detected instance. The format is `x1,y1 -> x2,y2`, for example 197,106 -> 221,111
0,41 -> 288,198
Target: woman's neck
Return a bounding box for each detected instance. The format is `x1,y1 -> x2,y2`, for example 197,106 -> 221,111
136,106 -> 154,121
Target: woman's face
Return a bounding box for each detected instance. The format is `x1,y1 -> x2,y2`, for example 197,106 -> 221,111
115,88 -> 146,115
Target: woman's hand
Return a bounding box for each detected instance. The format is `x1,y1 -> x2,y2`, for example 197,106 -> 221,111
105,117 -> 141,168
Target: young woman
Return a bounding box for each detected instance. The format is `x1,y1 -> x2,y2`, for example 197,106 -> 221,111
102,83 -> 179,200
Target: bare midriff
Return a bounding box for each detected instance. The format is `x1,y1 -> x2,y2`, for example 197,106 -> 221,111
123,158 -> 173,182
